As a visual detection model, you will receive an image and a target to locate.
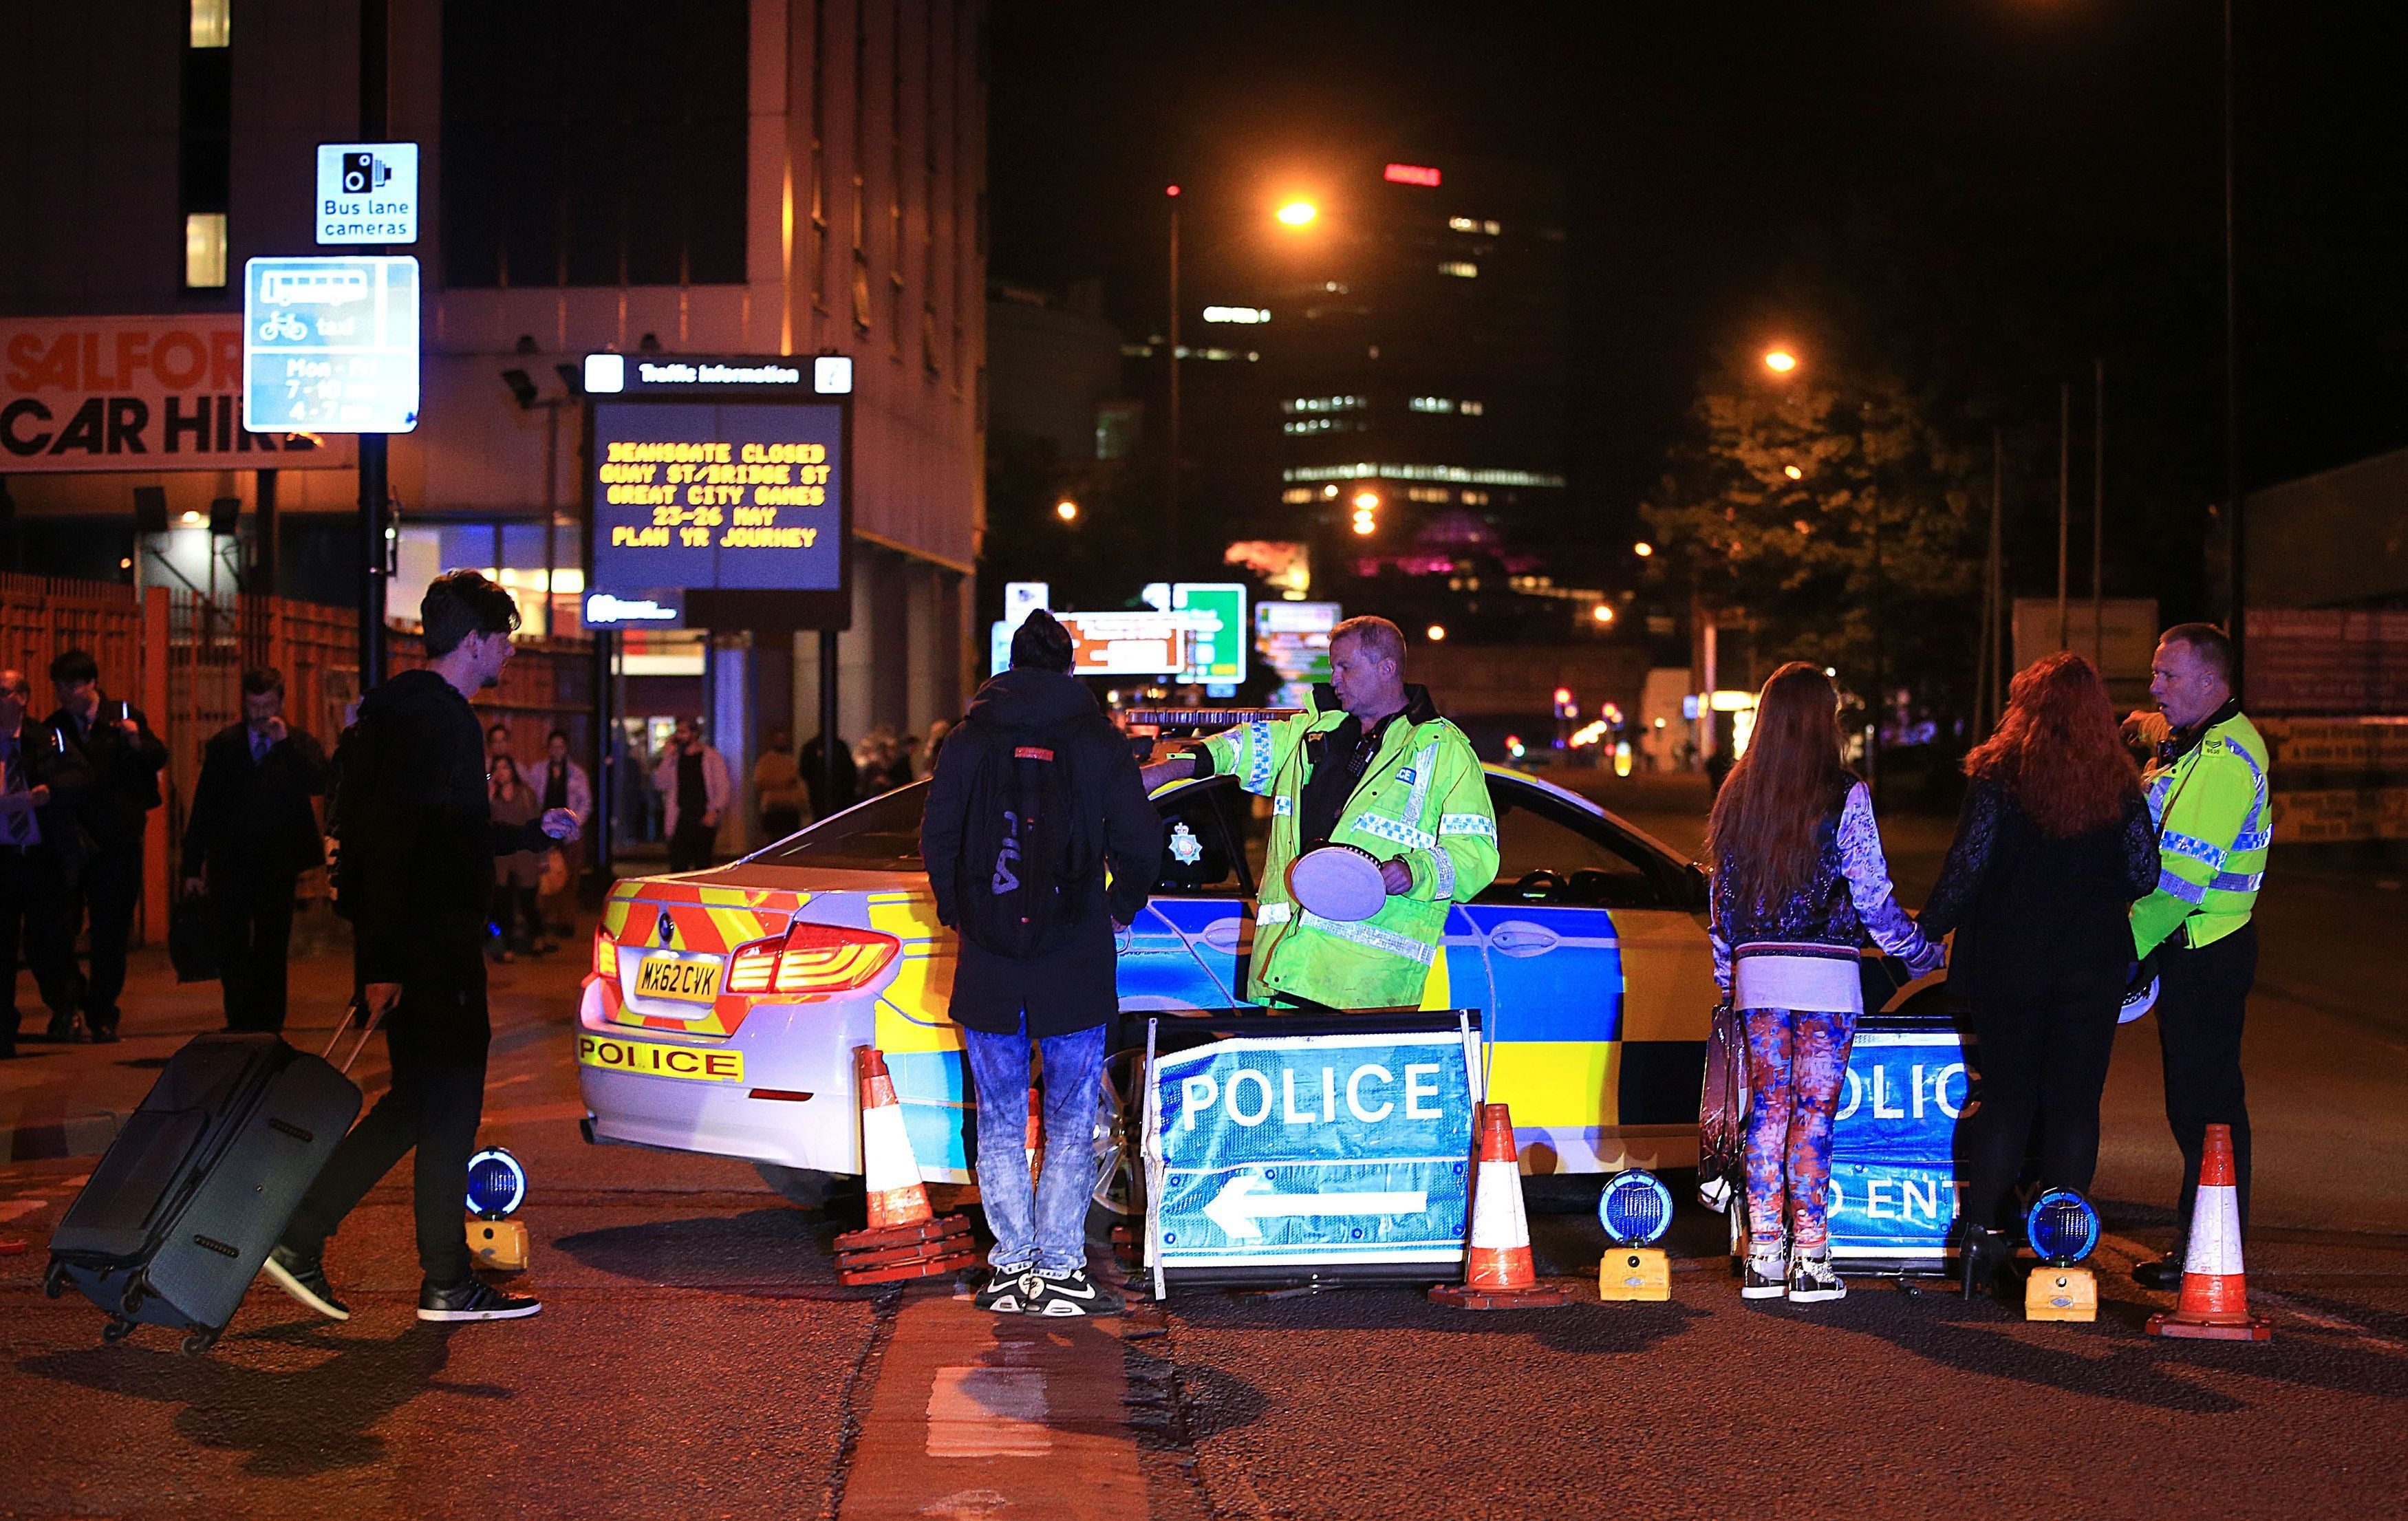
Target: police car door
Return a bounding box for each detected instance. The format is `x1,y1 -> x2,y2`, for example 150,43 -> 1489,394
1118,777 -> 1251,1010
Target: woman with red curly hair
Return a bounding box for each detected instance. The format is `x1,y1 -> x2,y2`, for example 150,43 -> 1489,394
1920,652 -> 2160,1295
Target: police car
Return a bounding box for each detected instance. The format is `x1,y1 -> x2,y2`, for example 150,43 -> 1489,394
577,766 -> 1724,1202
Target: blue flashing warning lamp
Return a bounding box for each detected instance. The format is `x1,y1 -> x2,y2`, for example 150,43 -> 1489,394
465,1146 -> 528,1220
1598,1169 -> 1674,1248
2025,1187 -> 2100,1267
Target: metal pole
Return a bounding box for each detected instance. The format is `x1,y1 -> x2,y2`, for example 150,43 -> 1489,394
541,403 -> 559,638
255,468 -> 278,597
1869,497 -> 1883,798
356,0 -> 389,690
1166,193 -> 1182,564
2056,380 -> 2070,652
2093,356 -> 2106,669
596,630 -> 616,880
1989,427 -> 2005,724
2223,0 -> 2246,688
819,628 -> 841,815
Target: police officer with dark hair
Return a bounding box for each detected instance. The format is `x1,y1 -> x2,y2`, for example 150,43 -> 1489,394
182,667 -> 331,1033
43,648 -> 166,1043
262,571 -> 581,1326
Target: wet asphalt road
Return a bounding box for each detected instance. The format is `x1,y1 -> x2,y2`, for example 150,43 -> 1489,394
2,792 -> 2405,1518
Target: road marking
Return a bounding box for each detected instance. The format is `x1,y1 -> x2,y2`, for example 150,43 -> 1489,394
1203,1174 -> 1428,1239
0,1200 -> 45,1224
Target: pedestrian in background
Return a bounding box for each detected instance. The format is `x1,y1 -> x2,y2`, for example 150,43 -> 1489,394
2127,623 -> 2270,1291
652,717 -> 730,872
1918,652 -> 2158,1296
180,668 -> 331,1033
41,648 -> 166,1044
921,611 -> 1161,1317
0,669 -> 92,1061
264,570 -> 579,1326
1705,661 -> 1942,1306
753,724 -> 804,841
799,729 -> 859,821
534,729 -> 592,936
486,721 -> 515,767
487,754 -> 545,961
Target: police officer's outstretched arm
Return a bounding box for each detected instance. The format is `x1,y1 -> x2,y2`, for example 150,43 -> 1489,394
1403,737 -> 1499,903
1098,734 -> 1165,927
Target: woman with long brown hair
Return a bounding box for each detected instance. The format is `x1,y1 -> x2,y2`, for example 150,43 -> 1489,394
1706,662 -> 1942,1304
1920,651 -> 2159,1295
488,754 -> 546,962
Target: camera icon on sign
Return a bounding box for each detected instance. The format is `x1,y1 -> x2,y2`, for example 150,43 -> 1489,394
341,152 -> 391,195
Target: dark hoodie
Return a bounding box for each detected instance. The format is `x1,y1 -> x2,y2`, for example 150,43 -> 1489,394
919,665 -> 1161,1035
341,669 -> 552,993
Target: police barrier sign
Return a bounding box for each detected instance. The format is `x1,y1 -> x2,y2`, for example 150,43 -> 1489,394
1825,1026 -> 1969,1262
1150,1031 -> 1476,1270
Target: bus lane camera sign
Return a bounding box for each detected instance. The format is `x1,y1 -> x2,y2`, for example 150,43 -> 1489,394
1150,1031 -> 1476,1269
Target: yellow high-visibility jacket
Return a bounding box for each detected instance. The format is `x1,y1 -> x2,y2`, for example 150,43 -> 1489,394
2133,701 -> 2270,957
1198,684 -> 1498,1010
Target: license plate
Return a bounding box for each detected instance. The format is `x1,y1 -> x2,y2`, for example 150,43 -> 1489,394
635,953 -> 722,1003
578,1033 -> 745,1083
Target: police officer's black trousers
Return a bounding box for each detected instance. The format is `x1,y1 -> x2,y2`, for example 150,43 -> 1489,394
2156,922 -> 2257,1244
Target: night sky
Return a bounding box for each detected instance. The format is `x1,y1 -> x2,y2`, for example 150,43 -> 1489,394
988,1 -> 2408,614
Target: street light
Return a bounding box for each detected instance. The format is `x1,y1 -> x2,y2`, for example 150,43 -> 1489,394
1590,603 -> 1615,625
1055,499 -> 1079,522
1763,348 -> 1798,374
1426,624 -> 1447,642
1276,199 -> 1318,228
1352,490 -> 1379,510
1633,541 -> 1654,558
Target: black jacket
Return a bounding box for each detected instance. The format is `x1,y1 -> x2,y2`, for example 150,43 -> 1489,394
46,700 -> 166,854
339,670 -> 551,988
1,719 -> 96,873
182,721 -> 331,882
1919,775 -> 2160,1006
920,667 -> 1161,1036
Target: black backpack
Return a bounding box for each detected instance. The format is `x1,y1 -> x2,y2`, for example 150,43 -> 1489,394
952,726 -> 1094,959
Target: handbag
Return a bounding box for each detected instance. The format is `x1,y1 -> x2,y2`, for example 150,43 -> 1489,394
1697,998 -> 1748,1211
168,894 -> 219,984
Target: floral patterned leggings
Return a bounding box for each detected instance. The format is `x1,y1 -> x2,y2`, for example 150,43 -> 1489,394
1742,1008 -> 1858,1254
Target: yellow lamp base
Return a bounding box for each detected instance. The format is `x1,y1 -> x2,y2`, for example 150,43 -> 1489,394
469,1218 -> 530,1273
2025,1265 -> 2096,1322
1598,1247 -> 1670,1302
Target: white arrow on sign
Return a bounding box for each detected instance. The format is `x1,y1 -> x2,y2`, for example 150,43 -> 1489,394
1201,1174 -> 1430,1240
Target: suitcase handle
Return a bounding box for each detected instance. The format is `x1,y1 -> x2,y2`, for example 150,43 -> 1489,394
323,997 -> 386,1075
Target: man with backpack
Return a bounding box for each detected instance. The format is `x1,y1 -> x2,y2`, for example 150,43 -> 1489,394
921,611 -> 1161,1317
261,571 -> 580,1326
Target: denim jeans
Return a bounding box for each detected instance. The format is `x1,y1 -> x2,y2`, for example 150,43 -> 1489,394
960,1020 -> 1106,1275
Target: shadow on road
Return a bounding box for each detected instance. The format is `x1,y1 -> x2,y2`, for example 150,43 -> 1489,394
16,1322 -> 500,1477
553,1205 -> 857,1289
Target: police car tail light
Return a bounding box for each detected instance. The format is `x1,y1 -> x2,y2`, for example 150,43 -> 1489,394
727,937 -> 780,993
592,929 -> 619,980
774,922 -> 900,995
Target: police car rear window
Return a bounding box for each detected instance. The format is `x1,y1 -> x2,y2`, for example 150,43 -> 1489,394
753,784 -> 926,870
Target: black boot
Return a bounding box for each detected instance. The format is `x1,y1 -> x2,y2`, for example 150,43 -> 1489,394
1959,1225 -> 2010,1299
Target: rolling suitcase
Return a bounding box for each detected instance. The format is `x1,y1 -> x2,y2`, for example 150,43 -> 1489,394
45,1015 -> 374,1354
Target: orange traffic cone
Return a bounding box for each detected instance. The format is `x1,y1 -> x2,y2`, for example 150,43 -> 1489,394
1430,1103 -> 1569,1310
835,1046 -> 976,1284
2146,1123 -> 2271,1341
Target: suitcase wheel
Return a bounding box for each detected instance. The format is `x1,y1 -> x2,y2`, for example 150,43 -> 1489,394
43,1262 -> 68,1299
101,1319 -> 135,1346
182,1330 -> 219,1357
120,1280 -> 148,1317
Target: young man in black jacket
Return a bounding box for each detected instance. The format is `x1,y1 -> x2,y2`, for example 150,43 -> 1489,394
0,669 -> 94,1061
180,667 -> 332,1033
263,572 -> 580,1325
42,648 -> 167,1043
920,612 -> 1161,1317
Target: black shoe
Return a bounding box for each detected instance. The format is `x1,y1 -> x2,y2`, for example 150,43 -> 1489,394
45,1012 -> 78,1042
261,1246 -> 352,1321
1959,1225 -> 2011,1299
418,1277 -> 541,1322
86,1020 -> 119,1045
2133,1252 -> 2186,1291
1023,1264 -> 1124,1318
974,1269 -> 1038,1314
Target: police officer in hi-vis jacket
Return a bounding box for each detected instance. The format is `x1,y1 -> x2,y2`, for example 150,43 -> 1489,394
1139,615 -> 1498,1011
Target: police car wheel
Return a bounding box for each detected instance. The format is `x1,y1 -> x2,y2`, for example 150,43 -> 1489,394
1091,1053 -> 1141,1219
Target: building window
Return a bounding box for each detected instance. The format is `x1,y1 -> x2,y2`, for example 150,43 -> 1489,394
1438,261 -> 1478,279
1281,395 -> 1365,415
1281,488 -> 1314,504
189,0 -> 229,47
1461,400 -> 1485,416
184,213 -> 228,288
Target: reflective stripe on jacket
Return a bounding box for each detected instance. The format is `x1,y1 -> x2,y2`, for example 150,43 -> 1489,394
2133,708 -> 2269,956
1201,684 -> 1498,1010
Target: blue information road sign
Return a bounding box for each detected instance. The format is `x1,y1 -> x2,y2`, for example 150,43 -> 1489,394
242,257 -> 420,433
1150,1031 -> 1476,1271
1825,1026 -> 1970,1264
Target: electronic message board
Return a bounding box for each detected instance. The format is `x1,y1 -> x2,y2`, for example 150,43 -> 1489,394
585,354 -> 852,631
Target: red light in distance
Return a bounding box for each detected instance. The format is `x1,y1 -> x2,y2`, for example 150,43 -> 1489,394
1165,184 -> 1181,197
1383,163 -> 1441,187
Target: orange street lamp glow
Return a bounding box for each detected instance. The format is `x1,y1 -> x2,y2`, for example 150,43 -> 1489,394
1591,603 -> 1615,624
1055,499 -> 1079,522
1763,349 -> 1798,373
1276,199 -> 1318,228
1352,490 -> 1379,510
1784,464 -> 1803,479
1633,541 -> 1654,558
1426,624 -> 1447,642
1351,515 -> 1376,536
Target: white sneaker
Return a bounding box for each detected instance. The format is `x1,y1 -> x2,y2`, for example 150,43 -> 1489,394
1787,1252 -> 1847,1304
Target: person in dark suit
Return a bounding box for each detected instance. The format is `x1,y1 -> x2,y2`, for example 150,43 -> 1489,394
180,667 -> 331,1033
0,669 -> 94,1061
43,649 -> 166,1044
